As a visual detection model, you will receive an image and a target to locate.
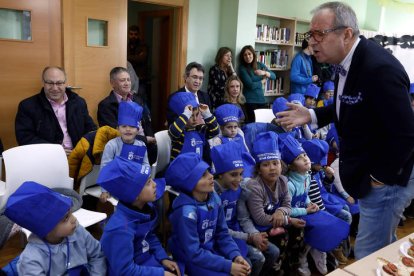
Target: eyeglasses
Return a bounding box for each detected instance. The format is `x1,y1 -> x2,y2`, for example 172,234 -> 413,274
44,80 -> 66,87
189,75 -> 204,82
304,26 -> 348,42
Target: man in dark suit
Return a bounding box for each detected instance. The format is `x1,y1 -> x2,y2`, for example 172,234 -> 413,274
276,2 -> 414,259
166,62 -> 212,125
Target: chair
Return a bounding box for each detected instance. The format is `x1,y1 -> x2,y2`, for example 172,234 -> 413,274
79,165 -> 118,206
254,108 -> 275,123
1,144 -> 107,238
151,130 -> 172,179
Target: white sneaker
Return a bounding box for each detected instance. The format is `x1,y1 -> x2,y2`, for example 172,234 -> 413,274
310,248 -> 328,275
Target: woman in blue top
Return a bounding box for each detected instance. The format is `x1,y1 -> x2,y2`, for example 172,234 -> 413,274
238,45 -> 275,123
290,40 -> 319,95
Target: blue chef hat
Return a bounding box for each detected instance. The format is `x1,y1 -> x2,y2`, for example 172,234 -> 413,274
305,84 -> 320,99
252,131 -> 281,163
281,135 -> 305,165
211,141 -> 244,175
165,152 -> 210,194
410,83 -> 414,94
302,139 -> 329,166
215,104 -> 243,126
326,124 -> 339,148
287,93 -> 305,106
323,81 -> 335,92
97,156 -> 164,204
168,92 -> 199,116
5,181 -> 72,239
272,97 -> 289,116
118,101 -> 143,128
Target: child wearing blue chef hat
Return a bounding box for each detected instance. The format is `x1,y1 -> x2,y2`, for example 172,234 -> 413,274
168,91 -> 219,161
211,141 -> 279,276
100,101 -> 150,203
5,181 -> 106,276
304,84 -> 319,109
211,104 -> 255,177
245,131 -> 306,275
281,135 -> 349,275
302,139 -> 352,265
98,157 -> 180,276
317,81 -> 334,107
271,97 -> 313,141
166,152 -> 251,276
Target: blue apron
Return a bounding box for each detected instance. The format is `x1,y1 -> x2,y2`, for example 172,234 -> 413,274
253,184 -> 284,232
181,130 -> 204,156
120,143 -> 146,164
313,172 -> 343,215
221,135 -> 255,178
219,187 -> 248,257
291,192 -> 350,252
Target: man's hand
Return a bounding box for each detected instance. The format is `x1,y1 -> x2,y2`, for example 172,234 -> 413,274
275,102 -> 312,130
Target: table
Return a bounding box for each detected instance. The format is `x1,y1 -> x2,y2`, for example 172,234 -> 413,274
343,233 -> 413,275
326,268 -> 353,275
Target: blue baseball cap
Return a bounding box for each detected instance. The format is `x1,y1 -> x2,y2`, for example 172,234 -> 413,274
118,101 -> 143,128
5,181 -> 72,238
97,156 -> 163,203
281,135 -> 305,164
305,84 -> 320,99
165,152 -> 210,194
168,92 -> 199,116
211,141 -> 244,175
302,139 -> 329,166
252,131 -> 281,163
215,104 -> 243,126
272,97 -> 289,116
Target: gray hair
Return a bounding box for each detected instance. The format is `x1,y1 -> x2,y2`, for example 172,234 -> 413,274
110,67 -> 128,80
312,1 -> 360,37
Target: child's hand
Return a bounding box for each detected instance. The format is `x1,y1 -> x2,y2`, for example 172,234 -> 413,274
162,259 -> 181,276
324,166 -> 335,178
164,272 -> 176,276
100,192 -> 110,203
306,202 -> 319,214
146,136 -> 156,144
290,217 -> 306,228
271,210 -> 285,228
250,232 -> 268,251
199,103 -> 209,113
347,196 -> 355,204
231,256 -> 251,276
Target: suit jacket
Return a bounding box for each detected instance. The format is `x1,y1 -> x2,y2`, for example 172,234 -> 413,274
166,87 -> 212,125
314,36 -> 414,198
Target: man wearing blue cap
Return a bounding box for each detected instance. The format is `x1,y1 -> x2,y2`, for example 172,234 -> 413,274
168,91 -> 219,161
98,157 -> 179,276
277,2 -> 414,259
166,152 -> 251,276
5,181 -> 106,275
100,101 -> 150,203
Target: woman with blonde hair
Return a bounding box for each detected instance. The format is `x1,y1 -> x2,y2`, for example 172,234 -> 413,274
223,75 -> 247,126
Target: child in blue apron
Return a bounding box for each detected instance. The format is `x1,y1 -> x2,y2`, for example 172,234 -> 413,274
211,104 -> 255,178
100,101 -> 149,203
166,152 -> 251,276
281,135 -> 349,275
5,181 -> 106,276
304,84 -> 319,109
168,92 -> 219,161
212,141 -> 279,276
245,131 -> 306,275
98,157 -> 180,276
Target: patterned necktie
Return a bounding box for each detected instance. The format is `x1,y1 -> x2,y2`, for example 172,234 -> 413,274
331,64 -> 347,77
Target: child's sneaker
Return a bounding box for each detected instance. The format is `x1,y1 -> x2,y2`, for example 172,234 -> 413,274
310,248 -> 328,275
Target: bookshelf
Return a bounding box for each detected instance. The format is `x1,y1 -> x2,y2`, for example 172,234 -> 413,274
255,14 -> 309,98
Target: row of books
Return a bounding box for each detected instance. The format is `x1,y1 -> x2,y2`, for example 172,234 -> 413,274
256,24 -> 291,43
256,50 -> 289,70
264,76 -> 285,96
295,32 -> 306,46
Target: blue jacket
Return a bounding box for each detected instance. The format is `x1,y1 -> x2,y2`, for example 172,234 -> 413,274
239,62 -> 275,104
101,202 -> 169,276
290,52 -> 313,94
168,192 -> 241,274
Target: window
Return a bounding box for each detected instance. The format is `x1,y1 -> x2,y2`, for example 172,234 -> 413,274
0,8 -> 31,41
87,18 -> 108,46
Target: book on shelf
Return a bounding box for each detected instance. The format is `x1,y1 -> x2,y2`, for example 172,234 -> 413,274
295,32 -> 306,46
256,24 -> 291,44
256,50 -> 289,70
264,76 -> 285,96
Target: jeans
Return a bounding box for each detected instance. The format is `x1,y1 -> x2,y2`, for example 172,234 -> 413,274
247,242 -> 279,276
335,205 -> 352,225
354,166 -> 414,259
